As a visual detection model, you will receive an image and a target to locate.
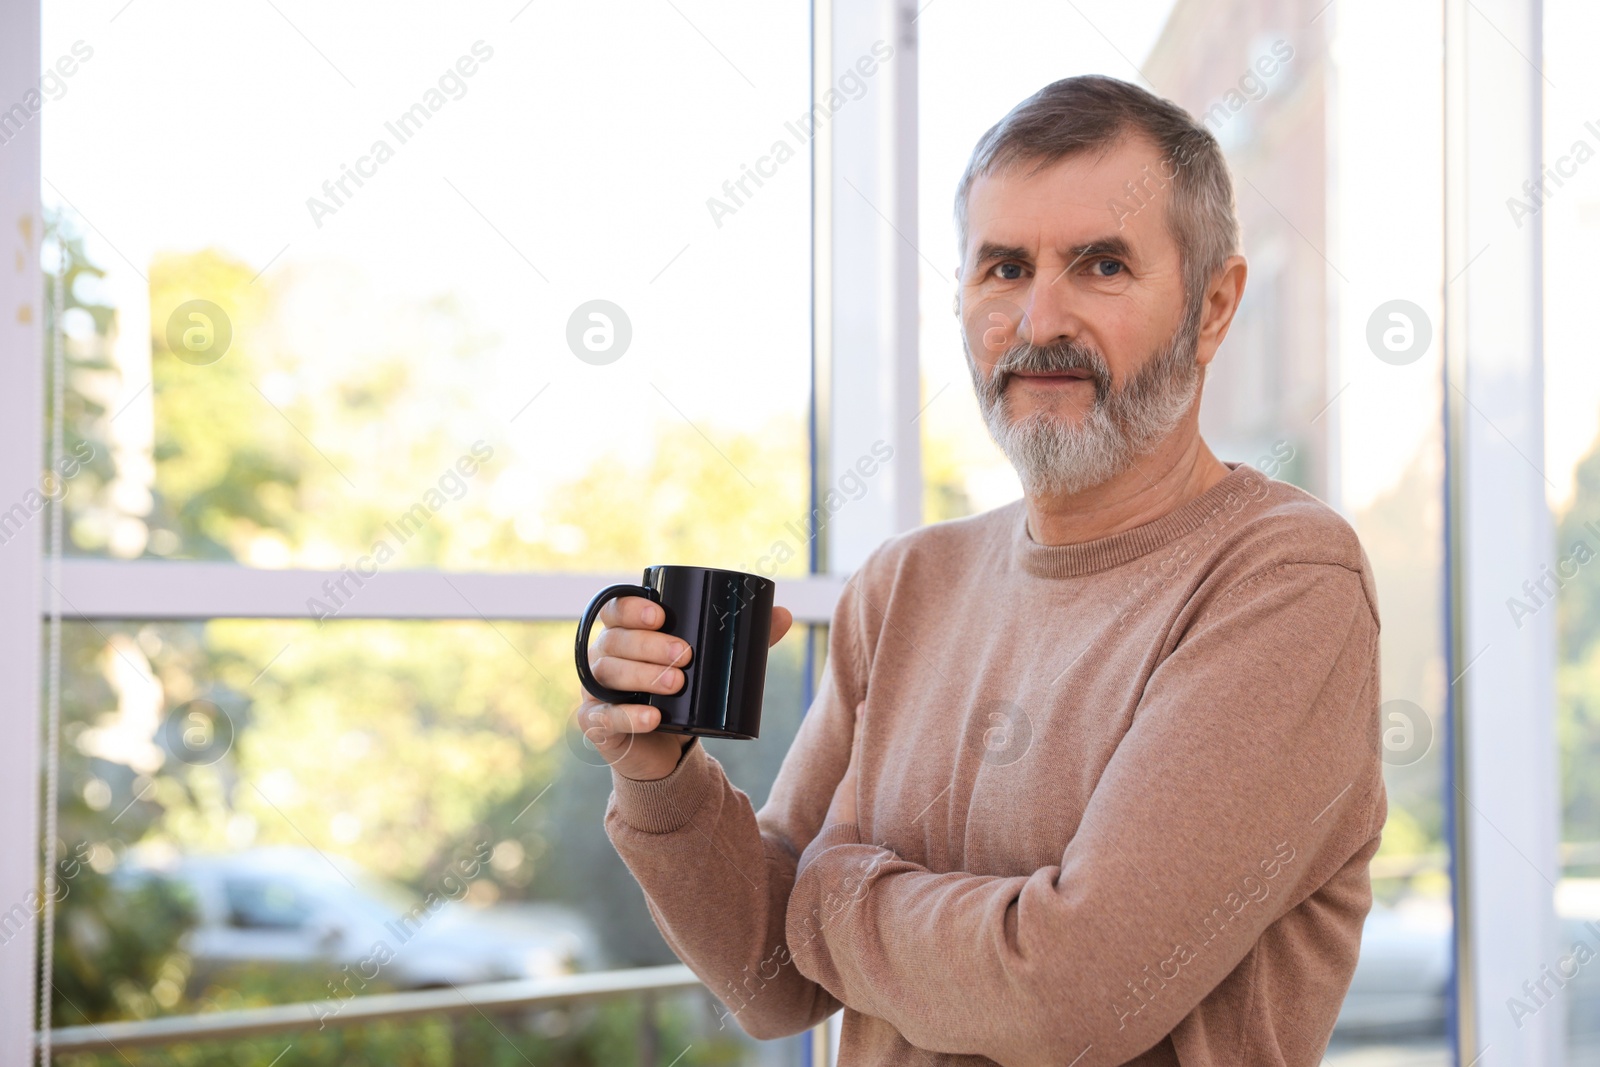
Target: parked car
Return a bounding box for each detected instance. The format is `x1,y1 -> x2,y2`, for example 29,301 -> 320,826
1335,879 -> 1600,1040
1335,895 -> 1452,1038
120,846 -> 605,989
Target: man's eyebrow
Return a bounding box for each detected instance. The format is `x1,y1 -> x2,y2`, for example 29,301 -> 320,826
970,235 -> 1136,269
972,241 -> 1030,266
1063,235 -> 1135,264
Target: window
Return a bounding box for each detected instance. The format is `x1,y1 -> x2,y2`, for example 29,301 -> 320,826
20,1 -> 832,1063
2,0 -> 1568,1064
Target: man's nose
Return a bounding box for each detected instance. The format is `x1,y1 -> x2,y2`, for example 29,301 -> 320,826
1020,272 -> 1086,348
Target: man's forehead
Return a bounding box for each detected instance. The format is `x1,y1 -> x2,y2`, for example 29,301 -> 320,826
965,141 -> 1168,256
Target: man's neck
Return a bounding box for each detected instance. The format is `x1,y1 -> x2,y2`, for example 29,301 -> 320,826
1023,428 -> 1232,546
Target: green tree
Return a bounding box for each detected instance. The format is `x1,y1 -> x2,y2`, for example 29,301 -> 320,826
50,241 -> 820,1067
43,210 -> 118,555
145,249 -> 303,560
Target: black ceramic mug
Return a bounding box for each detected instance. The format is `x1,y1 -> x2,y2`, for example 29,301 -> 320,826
574,565 -> 776,740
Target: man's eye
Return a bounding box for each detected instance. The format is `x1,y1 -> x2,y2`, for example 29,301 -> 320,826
994,262 -> 1024,281
1091,258 -> 1124,277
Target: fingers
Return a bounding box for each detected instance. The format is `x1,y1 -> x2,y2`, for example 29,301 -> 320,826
592,599 -> 789,689
593,624 -> 692,669
590,648 -> 687,696
589,599 -> 692,695
601,597 -> 792,650
769,605 -> 794,647
578,695 -> 664,738
598,595 -> 665,631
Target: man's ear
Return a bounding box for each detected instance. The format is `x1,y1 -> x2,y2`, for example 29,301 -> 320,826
1196,254 -> 1248,368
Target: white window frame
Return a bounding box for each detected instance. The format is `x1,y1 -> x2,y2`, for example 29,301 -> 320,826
1442,0 -> 1562,1061
1,0 -> 46,1057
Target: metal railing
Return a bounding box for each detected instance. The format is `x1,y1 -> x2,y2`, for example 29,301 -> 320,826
43,964 -> 835,1064
42,965 -> 741,1054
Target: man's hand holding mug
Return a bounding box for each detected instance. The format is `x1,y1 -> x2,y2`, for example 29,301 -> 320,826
575,566 -> 794,782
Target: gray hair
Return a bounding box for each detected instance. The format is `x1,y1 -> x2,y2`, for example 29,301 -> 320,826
954,75 -> 1240,310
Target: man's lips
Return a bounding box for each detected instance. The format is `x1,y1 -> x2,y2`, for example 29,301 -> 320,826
1008,369 -> 1094,382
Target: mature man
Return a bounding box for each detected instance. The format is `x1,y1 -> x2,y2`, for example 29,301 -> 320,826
582,74 -> 1385,1066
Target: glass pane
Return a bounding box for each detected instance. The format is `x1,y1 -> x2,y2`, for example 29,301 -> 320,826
1317,3 -> 1452,1056
917,3 -> 1452,1062
1545,0 -> 1600,1059
41,0 -> 810,574
46,617 -> 814,1066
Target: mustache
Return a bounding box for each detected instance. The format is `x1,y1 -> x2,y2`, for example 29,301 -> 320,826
992,340 -> 1112,404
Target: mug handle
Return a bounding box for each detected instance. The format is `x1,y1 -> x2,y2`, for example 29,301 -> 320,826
574,583 -> 660,705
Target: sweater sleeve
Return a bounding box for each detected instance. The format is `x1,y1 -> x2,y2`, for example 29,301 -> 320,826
783,561 -> 1385,1066
601,568 -> 875,1040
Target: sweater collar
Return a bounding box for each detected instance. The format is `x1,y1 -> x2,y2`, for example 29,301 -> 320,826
1010,461 -> 1268,579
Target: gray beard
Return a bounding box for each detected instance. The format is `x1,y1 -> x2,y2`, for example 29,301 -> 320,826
964,297 -> 1204,498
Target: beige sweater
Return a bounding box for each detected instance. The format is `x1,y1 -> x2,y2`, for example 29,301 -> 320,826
604,462 -> 1387,1066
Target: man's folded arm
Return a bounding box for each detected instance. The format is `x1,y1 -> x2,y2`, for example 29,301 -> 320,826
783,560 -> 1384,1067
